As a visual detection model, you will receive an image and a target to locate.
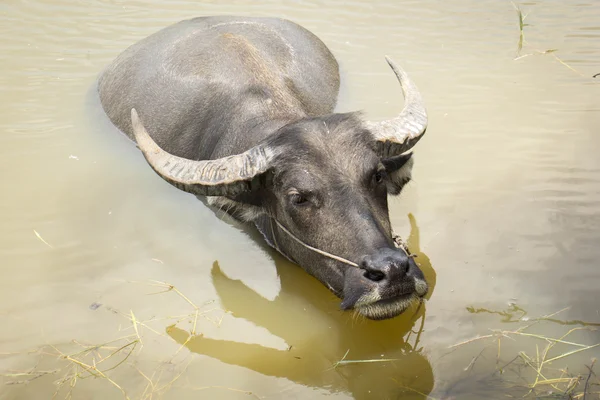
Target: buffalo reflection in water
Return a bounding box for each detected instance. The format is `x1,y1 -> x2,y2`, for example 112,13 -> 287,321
167,214 -> 437,399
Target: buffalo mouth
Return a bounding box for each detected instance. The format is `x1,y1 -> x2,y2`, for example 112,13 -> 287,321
339,256 -> 429,320
355,292 -> 420,320
351,277 -> 428,320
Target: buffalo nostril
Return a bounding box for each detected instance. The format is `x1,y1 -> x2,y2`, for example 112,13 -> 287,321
400,259 -> 410,274
363,269 -> 386,282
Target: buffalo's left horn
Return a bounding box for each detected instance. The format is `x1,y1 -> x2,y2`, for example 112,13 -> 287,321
130,108 -> 274,197
366,56 -> 428,158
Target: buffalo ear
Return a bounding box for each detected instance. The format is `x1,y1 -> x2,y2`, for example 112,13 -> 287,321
382,152 -> 414,195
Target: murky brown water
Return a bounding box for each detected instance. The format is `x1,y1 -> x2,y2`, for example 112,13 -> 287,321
1,1 -> 599,399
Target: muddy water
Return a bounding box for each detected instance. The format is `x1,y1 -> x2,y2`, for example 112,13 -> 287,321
1,1 -> 599,399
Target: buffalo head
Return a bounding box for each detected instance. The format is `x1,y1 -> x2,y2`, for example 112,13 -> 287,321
130,57 -> 429,320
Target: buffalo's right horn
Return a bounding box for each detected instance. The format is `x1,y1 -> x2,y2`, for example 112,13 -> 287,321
131,108 -> 274,197
365,56 -> 428,158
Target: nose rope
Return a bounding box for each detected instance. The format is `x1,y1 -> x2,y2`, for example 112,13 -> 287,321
272,219 -> 361,268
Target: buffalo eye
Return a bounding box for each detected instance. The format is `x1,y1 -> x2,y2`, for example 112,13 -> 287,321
374,169 -> 387,185
288,191 -> 309,206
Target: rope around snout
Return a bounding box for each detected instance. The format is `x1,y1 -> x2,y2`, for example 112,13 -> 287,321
271,219 -> 416,268
272,219 -> 361,268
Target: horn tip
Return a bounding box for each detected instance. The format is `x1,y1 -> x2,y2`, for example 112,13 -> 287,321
130,108 -> 147,140
130,107 -> 157,155
383,56 -> 407,80
131,108 -> 140,131
384,55 -> 396,67
131,108 -> 139,123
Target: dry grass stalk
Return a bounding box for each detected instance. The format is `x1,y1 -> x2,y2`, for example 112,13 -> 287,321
332,348 -> 403,368
332,310 -> 427,369
1,280 -> 232,399
141,280 -> 227,358
186,384 -> 262,399
33,229 -> 53,248
511,1 -> 529,57
447,304 -> 600,399
510,2 -> 593,79
54,338 -> 138,399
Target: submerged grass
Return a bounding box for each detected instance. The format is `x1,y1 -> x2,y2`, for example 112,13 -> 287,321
2,335 -> 140,398
332,349 -> 404,369
510,2 -> 593,79
331,303 -> 599,399
511,1 -> 529,57
0,280 -> 241,399
4,279 -> 599,399
332,305 -> 427,370
442,304 -> 600,399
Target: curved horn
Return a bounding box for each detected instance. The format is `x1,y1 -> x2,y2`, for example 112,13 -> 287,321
131,108 -> 273,197
366,56 -> 428,158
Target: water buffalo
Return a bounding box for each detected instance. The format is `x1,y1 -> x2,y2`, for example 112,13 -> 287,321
98,16 -> 429,320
